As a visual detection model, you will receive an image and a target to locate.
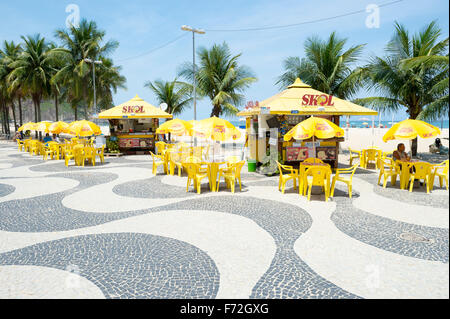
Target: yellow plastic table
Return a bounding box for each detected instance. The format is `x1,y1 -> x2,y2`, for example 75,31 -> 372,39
396,159 -> 429,190
202,161 -> 227,192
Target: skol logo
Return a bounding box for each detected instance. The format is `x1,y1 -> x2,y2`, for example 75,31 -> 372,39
302,94 -> 334,106
398,127 -> 413,134
122,106 -> 144,113
315,124 -> 329,131
214,125 -> 225,133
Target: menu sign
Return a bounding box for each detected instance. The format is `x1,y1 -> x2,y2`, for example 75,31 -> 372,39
286,147 -> 309,161
119,138 -> 154,148
315,147 -> 337,160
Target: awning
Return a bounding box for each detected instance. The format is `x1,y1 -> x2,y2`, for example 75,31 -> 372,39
237,78 -> 378,117
98,95 -> 173,119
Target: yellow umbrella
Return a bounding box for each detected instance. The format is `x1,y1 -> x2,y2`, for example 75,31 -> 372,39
156,119 -> 193,136
383,119 -> 441,142
18,122 -> 36,132
284,116 -> 344,141
192,117 -> 241,141
66,120 -> 102,137
284,116 -> 344,162
49,121 -> 69,134
36,121 -> 53,133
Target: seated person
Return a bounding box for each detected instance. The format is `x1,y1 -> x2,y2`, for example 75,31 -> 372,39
393,143 -> 410,161
42,133 -> 53,144
52,134 -> 61,143
429,138 -> 448,155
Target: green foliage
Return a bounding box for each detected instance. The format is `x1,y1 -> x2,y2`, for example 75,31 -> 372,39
106,137 -> 119,153
178,42 -> 257,117
144,78 -> 192,115
277,32 -> 365,99
356,21 -> 449,155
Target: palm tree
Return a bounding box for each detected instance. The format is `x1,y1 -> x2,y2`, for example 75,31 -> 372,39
1,41 -> 23,129
91,57 -> 126,111
178,42 -> 257,117
8,35 -> 53,123
47,42 -> 66,121
53,19 -> 120,120
144,79 -> 192,116
401,55 -> 449,121
277,32 -> 365,99
356,21 -> 449,155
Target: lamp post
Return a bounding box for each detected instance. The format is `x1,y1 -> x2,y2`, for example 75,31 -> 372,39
84,58 -> 103,121
181,25 -> 205,121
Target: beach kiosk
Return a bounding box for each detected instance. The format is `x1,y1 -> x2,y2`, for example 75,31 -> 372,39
98,95 -> 173,154
237,78 -> 378,169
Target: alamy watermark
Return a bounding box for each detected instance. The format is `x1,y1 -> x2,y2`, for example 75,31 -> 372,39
366,4 -> 380,29
65,4 -> 80,28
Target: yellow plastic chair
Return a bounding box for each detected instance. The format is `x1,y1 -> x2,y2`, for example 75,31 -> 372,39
348,147 -> 361,166
150,151 -> 165,175
23,139 -> 31,152
64,147 -> 75,167
361,149 -> 381,169
169,151 -> 187,176
83,147 -> 97,166
304,166 -> 330,202
203,145 -> 210,160
95,145 -> 105,164
72,145 -> 85,166
409,162 -> 432,193
191,146 -> 203,159
16,139 -> 25,152
226,156 -> 240,165
377,159 -> 400,188
381,151 -> 393,161
330,164 -> 359,198
47,142 -> 60,160
276,161 -> 298,194
30,141 -> 40,156
155,141 -> 166,156
41,143 -> 55,160
303,158 -> 324,164
217,161 -> 245,193
184,156 -> 202,163
184,162 -> 209,194
432,160 -> 449,190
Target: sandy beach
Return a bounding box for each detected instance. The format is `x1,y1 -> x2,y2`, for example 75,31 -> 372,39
341,127 -> 449,153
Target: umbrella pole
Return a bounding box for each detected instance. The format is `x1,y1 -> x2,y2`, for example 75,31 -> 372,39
372,116 -> 375,148
313,135 -> 316,164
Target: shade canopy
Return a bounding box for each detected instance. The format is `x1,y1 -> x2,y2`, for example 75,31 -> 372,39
156,119 -> 193,136
66,120 -> 102,137
237,78 -> 378,116
383,119 -> 441,142
98,95 -> 173,119
49,121 -> 69,134
192,117 -> 241,141
18,122 -> 36,132
284,116 -> 345,141
36,121 -> 53,133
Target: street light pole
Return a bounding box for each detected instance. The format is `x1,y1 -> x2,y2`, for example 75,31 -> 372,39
181,25 -> 205,121
84,58 -> 103,121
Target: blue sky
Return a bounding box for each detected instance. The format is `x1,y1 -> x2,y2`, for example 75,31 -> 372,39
1,0 -> 448,121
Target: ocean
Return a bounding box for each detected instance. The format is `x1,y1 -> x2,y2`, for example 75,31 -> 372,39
228,119 -> 449,129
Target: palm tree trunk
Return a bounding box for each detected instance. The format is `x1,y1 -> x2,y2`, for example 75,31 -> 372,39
18,96 -> 23,126
11,103 -> 17,132
74,105 -> 78,121
210,104 -> 221,117
55,94 -> 59,121
1,103 -> 7,134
